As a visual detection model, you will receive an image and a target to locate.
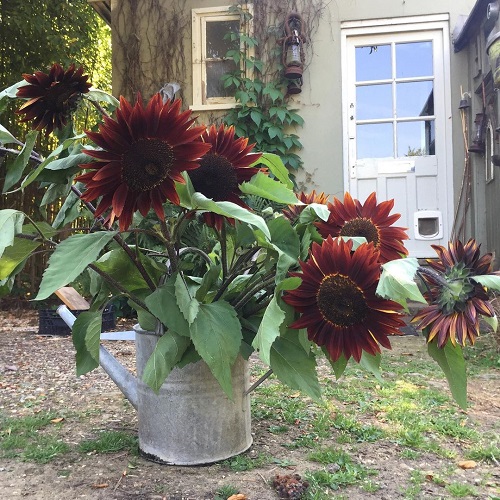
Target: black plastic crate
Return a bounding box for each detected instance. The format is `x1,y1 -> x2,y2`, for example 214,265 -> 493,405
38,306 -> 115,336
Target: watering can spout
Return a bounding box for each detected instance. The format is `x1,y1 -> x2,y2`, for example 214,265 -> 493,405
57,305 -> 139,410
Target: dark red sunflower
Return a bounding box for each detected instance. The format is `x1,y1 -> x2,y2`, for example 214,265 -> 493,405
188,124 -> 262,230
283,236 -> 405,362
315,192 -> 409,264
76,94 -> 211,231
282,190 -> 330,223
412,239 -> 499,347
16,63 -> 91,135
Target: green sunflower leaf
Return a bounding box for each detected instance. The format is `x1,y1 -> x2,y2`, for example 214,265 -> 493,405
270,330 -> 322,402
253,296 -> 286,365
72,310 -> 102,376
0,124 -> 19,145
22,221 -> 59,240
482,313 -> 498,332
266,216 -> 300,280
240,171 -> 299,205
324,350 -> 348,380
473,274 -> 500,291
189,300 -> 242,399
3,130 -> 37,192
427,338 -> 467,410
86,88 -> 120,109
298,203 -> 330,223
145,279 -> 190,337
250,153 -> 293,188
36,231 -> 117,301
0,237 -> 40,280
190,192 -> 271,240
377,257 -> 427,311
94,247 -> 162,294
175,273 -> 200,324
20,134 -> 86,191
0,209 -> 25,257
0,79 -> 28,103
52,182 -> 86,228
142,331 -> 192,393
358,351 -> 383,383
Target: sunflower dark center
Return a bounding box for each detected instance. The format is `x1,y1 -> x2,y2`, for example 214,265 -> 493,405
46,83 -> 80,112
122,139 -> 174,192
340,218 -> 380,246
189,153 -> 238,201
317,273 -> 369,326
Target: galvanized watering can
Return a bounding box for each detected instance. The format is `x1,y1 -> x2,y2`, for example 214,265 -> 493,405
57,305 -> 252,465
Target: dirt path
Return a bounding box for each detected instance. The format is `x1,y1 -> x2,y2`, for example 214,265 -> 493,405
0,310 -> 499,499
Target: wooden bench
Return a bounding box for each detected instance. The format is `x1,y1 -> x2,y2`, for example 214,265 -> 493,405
56,287 -> 135,341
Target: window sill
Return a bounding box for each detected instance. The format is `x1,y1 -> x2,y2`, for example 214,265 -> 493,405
189,102 -> 240,112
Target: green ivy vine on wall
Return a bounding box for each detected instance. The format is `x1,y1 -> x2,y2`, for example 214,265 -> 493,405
221,4 -> 306,176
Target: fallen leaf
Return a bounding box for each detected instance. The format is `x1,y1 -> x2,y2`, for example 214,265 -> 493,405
458,460 -> 477,469
92,483 -> 109,489
50,417 -> 64,424
227,495 -> 246,500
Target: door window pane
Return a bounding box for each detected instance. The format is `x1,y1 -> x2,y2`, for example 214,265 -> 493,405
206,20 -> 240,58
356,44 -> 391,81
396,42 -> 433,78
397,120 -> 435,157
357,123 -> 393,159
396,81 -> 434,117
357,84 -> 392,120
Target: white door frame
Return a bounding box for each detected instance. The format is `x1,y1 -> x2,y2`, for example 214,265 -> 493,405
340,15 -> 454,258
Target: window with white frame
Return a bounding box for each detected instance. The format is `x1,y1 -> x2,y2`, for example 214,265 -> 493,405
191,5 -> 252,110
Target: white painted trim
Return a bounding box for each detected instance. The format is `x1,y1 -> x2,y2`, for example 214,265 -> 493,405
341,16 -> 454,256
191,4 -> 253,110
341,13 -> 449,30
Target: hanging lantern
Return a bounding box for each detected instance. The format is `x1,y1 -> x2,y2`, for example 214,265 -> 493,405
468,113 -> 486,154
282,13 -> 306,80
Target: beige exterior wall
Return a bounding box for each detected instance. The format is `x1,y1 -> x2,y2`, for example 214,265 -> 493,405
295,1 -> 474,200
109,0 -> 477,240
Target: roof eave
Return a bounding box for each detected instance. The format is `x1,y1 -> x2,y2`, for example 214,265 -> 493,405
88,0 -> 111,26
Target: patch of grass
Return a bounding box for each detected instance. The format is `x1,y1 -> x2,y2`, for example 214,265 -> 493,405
465,443 -> 499,463
78,430 -> 137,455
445,482 -> 479,497
214,484 -> 240,499
251,383 -> 310,424
400,448 -> 420,460
0,412 -> 69,463
401,470 -> 425,500
23,436 -> 70,463
221,451 -> 271,471
332,413 -> 385,443
305,446 -> 376,493
361,479 -> 381,492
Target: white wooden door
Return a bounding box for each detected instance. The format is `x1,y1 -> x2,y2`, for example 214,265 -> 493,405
343,20 -> 452,258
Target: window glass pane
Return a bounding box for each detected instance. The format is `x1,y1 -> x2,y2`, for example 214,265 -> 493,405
355,45 -> 391,81
206,20 -> 240,59
357,123 -> 393,159
397,120 -> 435,157
396,42 -> 433,78
357,84 -> 392,120
206,60 -> 237,98
396,81 -> 434,117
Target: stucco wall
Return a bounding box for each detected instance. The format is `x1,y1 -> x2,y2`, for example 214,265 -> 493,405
110,0 -> 477,240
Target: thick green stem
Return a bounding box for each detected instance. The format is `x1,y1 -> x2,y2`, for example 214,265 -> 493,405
232,275 -> 276,311
159,219 -> 179,273
220,222 -> 229,280
89,263 -> 148,310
